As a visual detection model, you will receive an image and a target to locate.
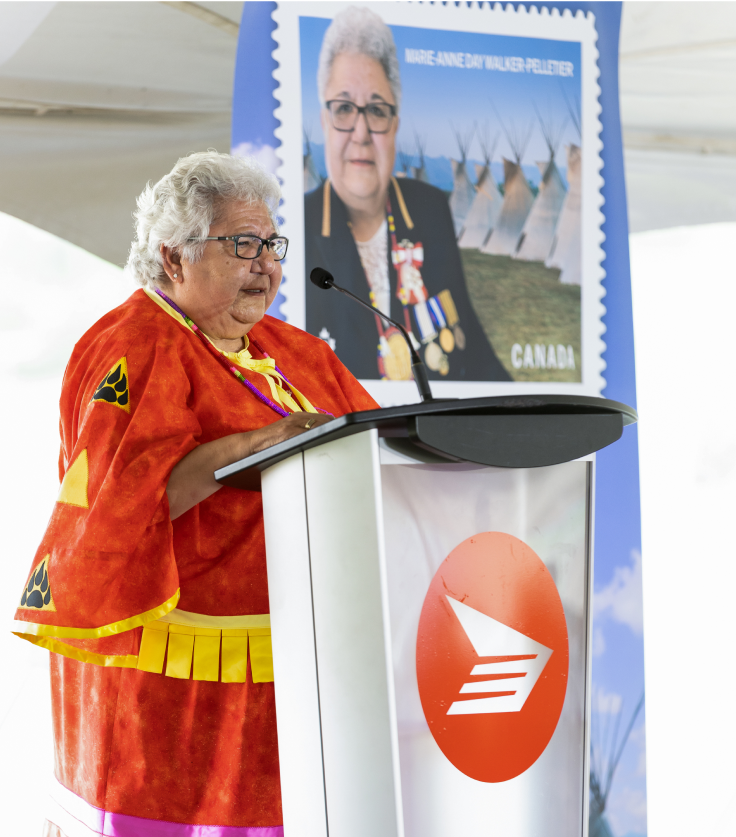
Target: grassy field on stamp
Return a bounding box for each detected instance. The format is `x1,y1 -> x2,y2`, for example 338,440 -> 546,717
462,251 -> 582,382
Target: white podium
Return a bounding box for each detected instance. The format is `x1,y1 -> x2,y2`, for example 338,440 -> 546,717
216,396 -> 636,837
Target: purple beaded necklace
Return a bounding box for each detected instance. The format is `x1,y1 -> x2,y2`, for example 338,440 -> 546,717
154,288 -> 325,419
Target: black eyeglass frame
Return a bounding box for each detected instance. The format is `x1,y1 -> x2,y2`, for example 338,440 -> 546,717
324,99 -> 398,134
187,234 -> 289,261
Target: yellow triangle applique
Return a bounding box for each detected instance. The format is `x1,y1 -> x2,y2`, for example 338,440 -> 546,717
91,356 -> 130,413
19,555 -> 56,612
58,449 -> 89,509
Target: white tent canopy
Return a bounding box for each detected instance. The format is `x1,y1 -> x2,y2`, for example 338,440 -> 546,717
0,1 -> 241,268
620,2 -> 736,232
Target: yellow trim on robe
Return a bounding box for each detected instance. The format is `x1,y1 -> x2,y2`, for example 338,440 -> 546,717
159,609 -> 270,629
13,589 -> 274,683
143,285 -> 189,328
11,588 -> 180,640
15,633 -> 139,669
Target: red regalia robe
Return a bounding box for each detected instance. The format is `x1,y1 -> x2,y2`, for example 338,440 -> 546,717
11,288 -> 378,836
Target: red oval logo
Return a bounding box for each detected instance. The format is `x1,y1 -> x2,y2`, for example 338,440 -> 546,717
416,531 -> 569,783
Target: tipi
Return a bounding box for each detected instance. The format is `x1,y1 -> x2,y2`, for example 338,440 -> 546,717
547,93 -> 582,284
458,132 -> 503,249
303,130 -> 322,193
449,126 -> 476,238
396,146 -> 412,178
411,133 -> 429,182
515,113 -> 568,262
481,121 -> 534,256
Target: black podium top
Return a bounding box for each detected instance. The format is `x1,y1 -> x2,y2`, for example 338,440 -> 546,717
215,395 -> 637,492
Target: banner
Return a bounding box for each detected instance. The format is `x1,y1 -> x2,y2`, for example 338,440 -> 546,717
233,4 -> 646,836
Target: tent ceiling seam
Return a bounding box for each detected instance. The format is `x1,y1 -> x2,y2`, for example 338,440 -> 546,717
160,2 -> 239,36
621,37 -> 736,62
623,130 -> 736,157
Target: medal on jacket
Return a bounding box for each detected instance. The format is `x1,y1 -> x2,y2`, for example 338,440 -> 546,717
391,236 -> 464,376
361,197 -> 465,380
367,285 -> 413,382
365,208 -> 419,382
379,328 -> 412,381
393,240 -> 427,305
388,214 -> 444,377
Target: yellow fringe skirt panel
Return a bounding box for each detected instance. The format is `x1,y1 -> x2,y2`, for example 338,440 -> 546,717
136,609 -> 273,684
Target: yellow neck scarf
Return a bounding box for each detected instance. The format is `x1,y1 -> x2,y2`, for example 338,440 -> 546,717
144,287 -> 317,415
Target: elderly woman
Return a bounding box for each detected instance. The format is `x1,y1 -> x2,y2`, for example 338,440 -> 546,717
305,6 -> 510,383
13,151 -> 377,836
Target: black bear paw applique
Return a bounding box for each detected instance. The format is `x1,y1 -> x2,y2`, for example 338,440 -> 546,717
19,555 -> 56,611
92,357 -> 130,412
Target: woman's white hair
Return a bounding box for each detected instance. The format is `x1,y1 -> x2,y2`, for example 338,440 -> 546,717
126,150 -> 281,288
317,6 -> 401,110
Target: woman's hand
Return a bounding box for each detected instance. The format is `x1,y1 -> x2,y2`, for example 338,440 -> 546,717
166,413 -> 334,520
247,412 -> 334,456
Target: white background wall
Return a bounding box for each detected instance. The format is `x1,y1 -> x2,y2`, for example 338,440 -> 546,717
0,213 -> 133,834
632,223 -> 736,836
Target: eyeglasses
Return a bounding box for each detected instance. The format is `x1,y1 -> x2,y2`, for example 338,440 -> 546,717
187,234 -> 289,261
325,99 -> 397,134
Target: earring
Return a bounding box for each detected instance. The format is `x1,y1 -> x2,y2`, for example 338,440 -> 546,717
173,273 -> 178,278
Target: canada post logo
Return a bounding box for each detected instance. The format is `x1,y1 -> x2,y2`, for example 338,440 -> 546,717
416,532 -> 569,783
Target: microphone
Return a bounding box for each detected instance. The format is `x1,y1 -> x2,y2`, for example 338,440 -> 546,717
310,267 -> 434,402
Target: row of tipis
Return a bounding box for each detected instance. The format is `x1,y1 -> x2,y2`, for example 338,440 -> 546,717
546,87 -> 582,285
411,134 -> 429,182
303,129 -> 323,193
457,131 -> 503,249
514,104 -> 568,262
450,93 -> 582,285
477,111 -> 535,258
448,125 -> 477,238
395,133 -> 430,182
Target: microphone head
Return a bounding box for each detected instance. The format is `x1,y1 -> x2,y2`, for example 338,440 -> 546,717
310,267 -> 335,290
